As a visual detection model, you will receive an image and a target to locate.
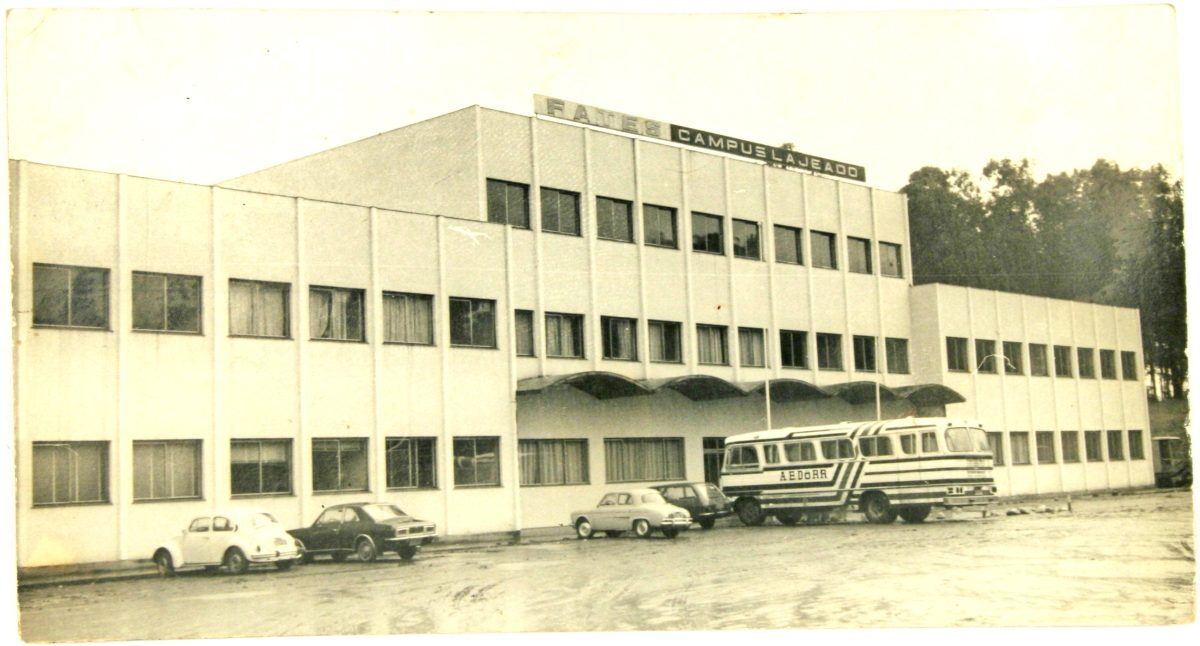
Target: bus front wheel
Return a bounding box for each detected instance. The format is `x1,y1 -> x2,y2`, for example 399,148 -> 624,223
735,499 -> 766,526
862,493 -> 897,524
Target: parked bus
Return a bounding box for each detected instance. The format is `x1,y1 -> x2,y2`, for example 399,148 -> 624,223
720,418 -> 996,525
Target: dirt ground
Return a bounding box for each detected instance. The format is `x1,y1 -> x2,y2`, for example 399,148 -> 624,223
17,490 -> 1195,640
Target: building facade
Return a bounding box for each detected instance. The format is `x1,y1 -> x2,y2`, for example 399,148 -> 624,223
10,104 -> 1153,567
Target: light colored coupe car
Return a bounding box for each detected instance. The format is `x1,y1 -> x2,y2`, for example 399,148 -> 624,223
570,489 -> 693,539
152,508 -> 303,576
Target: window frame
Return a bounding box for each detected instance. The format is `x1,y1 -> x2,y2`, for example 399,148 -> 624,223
732,219 -> 762,260
986,432 -> 1005,466
1061,431 -> 1081,463
540,186 -> 582,236
885,337 -> 910,374
311,438 -> 370,494
1128,430 -> 1145,460
518,439 -> 590,486
230,439 -> 293,497
691,212 -> 725,255
879,241 -> 904,278
816,333 -> 843,371
738,327 -> 766,367
545,312 -> 586,359
308,285 -> 366,343
486,178 -> 530,228
780,329 -> 808,369
643,204 -> 678,249
1009,432 -> 1032,466
32,441 -> 110,507
1028,343 -> 1049,376
604,437 -> 685,483
514,309 -> 535,357
453,436 -> 502,488
975,339 -> 997,373
228,278 -> 291,339
596,196 -> 635,243
810,230 -> 838,269
601,315 -> 639,362
852,335 -> 877,372
1053,345 -> 1074,378
773,224 -> 803,265
1099,349 -> 1117,379
1106,430 -> 1125,461
696,324 -> 729,366
32,263 -> 111,330
133,440 -> 203,502
131,271 -> 203,335
382,291 -> 435,345
1077,347 -> 1096,379
946,336 -> 970,372
1035,431 -> 1057,464
1120,351 -> 1139,381
1002,341 -> 1023,375
385,437 -> 438,490
1084,431 -> 1104,462
847,236 -> 873,274
448,297 -> 497,349
648,319 -> 683,364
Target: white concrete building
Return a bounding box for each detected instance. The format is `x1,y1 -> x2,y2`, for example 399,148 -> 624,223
10,102 -> 1153,567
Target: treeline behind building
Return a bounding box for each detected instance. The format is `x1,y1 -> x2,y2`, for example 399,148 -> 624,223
903,159 -> 1186,400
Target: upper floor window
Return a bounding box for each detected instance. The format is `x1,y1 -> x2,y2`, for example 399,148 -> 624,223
1029,343 -> 1049,376
649,320 -> 682,363
774,225 -> 803,265
33,263 -> 109,329
546,312 -> 585,358
816,333 -> 843,371
811,231 -> 837,269
696,324 -> 728,365
596,196 -> 634,243
540,187 -> 581,236
885,337 -> 909,374
601,316 -> 638,361
853,335 -> 876,372
449,297 -> 496,348
732,220 -> 761,260
1053,345 -> 1073,377
383,292 -> 433,345
692,212 -> 724,255
1099,349 -> 1117,379
486,179 -> 530,228
847,237 -> 872,274
132,271 -> 201,333
310,286 -> 365,342
780,330 -> 808,369
738,327 -> 765,367
1002,341 -> 1023,375
1120,351 -> 1138,381
879,242 -> 904,278
946,336 -> 970,372
643,204 -> 678,249
229,279 -> 290,338
1077,347 -> 1096,378
514,309 -> 535,357
975,339 -> 997,373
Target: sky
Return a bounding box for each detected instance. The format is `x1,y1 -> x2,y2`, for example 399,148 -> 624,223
1,2 -> 1186,192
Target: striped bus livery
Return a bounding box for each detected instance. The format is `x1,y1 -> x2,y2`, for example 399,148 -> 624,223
720,417 -> 997,525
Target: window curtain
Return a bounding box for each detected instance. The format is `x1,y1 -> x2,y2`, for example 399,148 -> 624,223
697,327 -> 726,364
649,323 -> 667,361
384,294 -> 432,344
739,329 -> 764,367
563,441 -> 587,484
605,439 -> 682,482
515,311 -> 534,356
609,319 -> 635,359
546,314 -> 577,357
231,281 -> 286,336
518,442 -> 538,485
537,442 -> 565,484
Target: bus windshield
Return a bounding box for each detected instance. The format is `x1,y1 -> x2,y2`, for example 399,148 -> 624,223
945,427 -> 989,452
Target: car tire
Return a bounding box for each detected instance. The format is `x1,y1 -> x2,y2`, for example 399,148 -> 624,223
397,544 -> 418,561
575,518 -> 594,540
735,498 -> 766,526
776,510 -> 802,526
697,519 -> 716,530
275,559 -> 295,571
224,547 -> 249,575
662,528 -> 679,539
633,519 -> 652,538
898,505 -> 932,523
153,550 -> 175,578
355,538 -> 378,563
862,493 -> 898,524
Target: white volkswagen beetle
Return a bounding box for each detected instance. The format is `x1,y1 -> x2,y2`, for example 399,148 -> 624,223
570,489 -> 693,539
152,508 -> 303,576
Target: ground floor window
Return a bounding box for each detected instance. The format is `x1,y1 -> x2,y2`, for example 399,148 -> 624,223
1009,432 -> 1031,465
32,441 -> 109,505
1106,430 -> 1125,461
231,439 -> 291,495
703,437 -> 725,485
1128,430 -> 1145,460
1085,431 -> 1103,462
519,439 -> 588,486
454,437 -> 500,487
986,432 -> 1005,466
385,437 -> 437,489
1035,431 -> 1057,464
1061,431 -> 1081,463
312,438 -> 368,492
133,440 -> 201,501
604,438 -> 684,483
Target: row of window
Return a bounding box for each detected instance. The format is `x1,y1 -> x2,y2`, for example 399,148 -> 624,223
984,430 -> 1145,466
945,336 -> 1139,380
488,179 -> 905,276
31,437 -> 685,506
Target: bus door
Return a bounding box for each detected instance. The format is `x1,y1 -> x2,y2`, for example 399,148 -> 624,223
857,433 -> 899,490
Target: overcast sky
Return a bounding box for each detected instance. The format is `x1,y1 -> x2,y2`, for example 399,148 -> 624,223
2,3 -> 1185,192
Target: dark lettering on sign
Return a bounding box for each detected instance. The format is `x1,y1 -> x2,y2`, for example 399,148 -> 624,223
670,125 -> 866,182
778,468 -> 830,482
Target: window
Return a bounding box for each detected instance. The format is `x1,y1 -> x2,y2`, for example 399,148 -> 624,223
858,436 -> 893,457
762,444 -> 781,465
514,309 -> 535,357
1077,348 -> 1096,378
605,438 -> 684,482
921,431 -> 939,453
132,271 -> 201,333
879,242 -> 903,277
602,316 -> 638,361
649,320 -> 682,363
780,330 -> 808,369
596,196 -> 634,242
696,324 -> 728,365
692,212 -> 724,254
975,339 -> 997,373
725,445 -> 760,469
886,338 -> 910,374
486,179 -> 530,228
454,437 -> 501,487
1053,345 -> 1073,377
899,435 -> 917,454
383,292 -> 433,344
643,204 -> 678,248
1121,351 -> 1138,380
230,440 -> 291,496
32,263 -> 110,329
784,441 -> 817,462
449,297 -> 496,348
774,225 -> 803,265
1003,341 -> 1023,375
1099,350 -> 1117,379
1061,431 -> 1080,463
385,437 -> 437,489
540,187 -> 581,235
309,286 -> 364,341
1106,430 -> 1125,461
817,333 -> 843,370
703,437 -> 725,485
32,441 -> 108,505
1035,431 -> 1057,464
133,440 -> 201,501
1010,432 -> 1031,465
820,438 -> 855,460
810,231 -> 837,269
739,327 -> 765,367
847,237 -> 872,274
1029,343 -> 1049,376
519,439 -> 589,486
312,438 -> 368,493
1128,430 -> 1145,460
229,279 -> 290,338
732,219 -> 761,260
853,335 -> 877,372
946,337 -> 970,372
1085,431 -> 1103,462
986,432 -> 1005,465
546,312 -> 585,358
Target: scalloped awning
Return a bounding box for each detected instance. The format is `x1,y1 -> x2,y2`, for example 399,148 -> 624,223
743,378 -> 830,402
516,371 -> 652,400
643,375 -> 749,401
891,383 -> 967,407
824,381 -> 900,405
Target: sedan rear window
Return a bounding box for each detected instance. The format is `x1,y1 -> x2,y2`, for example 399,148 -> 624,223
641,493 -> 666,504
361,504 -> 408,522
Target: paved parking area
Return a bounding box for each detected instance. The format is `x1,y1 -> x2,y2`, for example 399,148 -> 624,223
17,490 -> 1194,639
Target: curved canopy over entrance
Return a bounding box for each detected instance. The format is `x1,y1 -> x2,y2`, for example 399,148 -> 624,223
825,381 -> 899,405
743,378 -> 830,402
516,371 -> 651,400
644,375 -> 748,401
892,383 -> 967,407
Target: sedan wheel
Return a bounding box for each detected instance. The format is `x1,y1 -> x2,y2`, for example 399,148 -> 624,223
153,550 -> 175,578
397,544 -> 418,561
355,538 -> 378,563
633,519 -> 652,538
662,528 -> 679,539
575,518 -> 594,540
224,548 -> 249,575
275,559 -> 294,571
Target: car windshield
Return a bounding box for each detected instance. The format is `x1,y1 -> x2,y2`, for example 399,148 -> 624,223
641,493 -> 666,504
704,484 -> 724,500
945,427 -> 990,452
360,503 -> 409,522
251,513 -> 278,528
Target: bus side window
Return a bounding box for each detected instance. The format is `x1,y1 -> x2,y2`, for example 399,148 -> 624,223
877,436 -> 894,456
858,437 -> 876,457
728,445 -> 760,469
900,434 -> 916,454
822,439 -> 854,460
763,444 -> 780,465
801,442 -> 816,461
784,442 -> 802,462
922,431 -> 939,453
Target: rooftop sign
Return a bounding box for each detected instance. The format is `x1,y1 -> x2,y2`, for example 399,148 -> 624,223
534,94 -> 866,182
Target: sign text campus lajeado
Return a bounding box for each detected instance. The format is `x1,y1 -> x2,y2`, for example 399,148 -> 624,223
534,95 -> 865,182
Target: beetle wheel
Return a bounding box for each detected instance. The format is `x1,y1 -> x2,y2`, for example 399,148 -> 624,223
224,547 -> 249,575
153,550 -> 175,578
